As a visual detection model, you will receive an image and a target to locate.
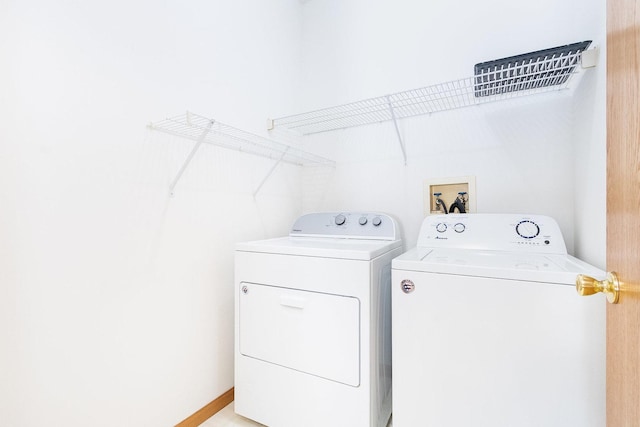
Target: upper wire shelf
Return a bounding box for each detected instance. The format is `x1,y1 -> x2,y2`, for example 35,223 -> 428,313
150,112 -> 334,167
269,49 -> 594,136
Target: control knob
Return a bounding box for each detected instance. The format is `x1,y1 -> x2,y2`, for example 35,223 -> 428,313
436,223 -> 447,233
372,217 -> 382,227
359,216 -> 368,225
454,223 -> 466,233
516,219 -> 540,239
516,220 -> 540,239
335,214 -> 346,226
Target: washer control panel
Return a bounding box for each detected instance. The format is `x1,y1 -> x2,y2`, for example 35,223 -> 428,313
290,212 -> 397,240
418,214 -> 567,254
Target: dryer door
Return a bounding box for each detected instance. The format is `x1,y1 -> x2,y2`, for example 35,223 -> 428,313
239,282 -> 360,387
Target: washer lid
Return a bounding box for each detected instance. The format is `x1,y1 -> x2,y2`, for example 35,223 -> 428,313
392,247 -> 605,285
236,236 -> 402,260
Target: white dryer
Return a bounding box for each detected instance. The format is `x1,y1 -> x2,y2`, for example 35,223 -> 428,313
392,214 -> 605,427
235,212 -> 403,427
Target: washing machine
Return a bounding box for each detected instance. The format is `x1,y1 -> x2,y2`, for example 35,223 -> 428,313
392,213 -> 606,427
235,212 -> 403,427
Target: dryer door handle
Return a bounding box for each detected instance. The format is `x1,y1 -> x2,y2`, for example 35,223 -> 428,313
280,295 -> 306,309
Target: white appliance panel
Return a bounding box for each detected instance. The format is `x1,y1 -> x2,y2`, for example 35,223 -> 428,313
416,213 -> 567,253
290,212 -> 397,240
239,282 -> 360,386
392,214 -> 605,427
236,236 -> 402,260
235,251 -> 371,295
236,351 -> 366,427
235,212 -> 402,427
393,247 -> 605,284
391,270 -> 605,427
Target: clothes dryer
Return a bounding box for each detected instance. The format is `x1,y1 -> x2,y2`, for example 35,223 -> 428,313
235,212 -> 402,427
392,214 -> 605,427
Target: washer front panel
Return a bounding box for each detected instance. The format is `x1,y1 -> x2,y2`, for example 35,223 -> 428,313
391,269 -> 605,427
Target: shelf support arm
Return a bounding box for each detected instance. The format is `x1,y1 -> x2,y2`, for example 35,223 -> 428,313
253,148 -> 289,198
169,119 -> 215,196
386,96 -> 407,166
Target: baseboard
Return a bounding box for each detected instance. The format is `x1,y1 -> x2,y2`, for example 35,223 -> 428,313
175,387 -> 235,427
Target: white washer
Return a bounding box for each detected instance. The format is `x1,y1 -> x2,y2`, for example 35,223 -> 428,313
235,212 -> 403,427
392,214 -> 605,427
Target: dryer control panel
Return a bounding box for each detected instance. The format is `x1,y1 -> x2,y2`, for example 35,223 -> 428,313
417,213 -> 567,254
290,212 -> 398,241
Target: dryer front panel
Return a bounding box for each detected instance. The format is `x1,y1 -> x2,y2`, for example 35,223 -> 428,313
239,282 -> 361,387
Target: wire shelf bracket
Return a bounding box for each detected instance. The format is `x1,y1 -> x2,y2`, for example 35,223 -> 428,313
166,119 -> 214,197
386,95 -> 407,166
268,45 -> 598,164
252,147 -> 289,198
149,112 -> 335,196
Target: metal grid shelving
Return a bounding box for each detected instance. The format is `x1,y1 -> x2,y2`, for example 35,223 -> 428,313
149,112 -> 334,166
149,111 -> 334,196
269,50 -> 591,136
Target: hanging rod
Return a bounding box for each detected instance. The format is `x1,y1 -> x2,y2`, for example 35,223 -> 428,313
149,112 -> 335,196
268,48 -> 596,136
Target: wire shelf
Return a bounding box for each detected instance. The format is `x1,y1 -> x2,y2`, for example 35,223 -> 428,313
149,112 -> 335,167
270,50 -> 590,135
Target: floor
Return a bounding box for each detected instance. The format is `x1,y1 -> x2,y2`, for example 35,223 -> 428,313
200,402 -> 393,427
200,402 -> 264,427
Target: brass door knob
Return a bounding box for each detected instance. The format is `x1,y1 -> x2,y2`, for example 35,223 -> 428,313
576,272 -> 620,304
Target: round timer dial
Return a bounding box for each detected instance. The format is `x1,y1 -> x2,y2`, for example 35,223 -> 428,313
516,220 -> 540,239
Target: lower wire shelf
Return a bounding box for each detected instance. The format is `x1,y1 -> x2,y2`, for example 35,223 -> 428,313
150,112 -> 334,166
149,111 -> 335,196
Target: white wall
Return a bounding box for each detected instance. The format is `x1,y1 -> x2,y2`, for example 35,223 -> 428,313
296,0 -> 606,261
572,45 -> 607,268
0,1 -> 607,426
0,1 -> 305,425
